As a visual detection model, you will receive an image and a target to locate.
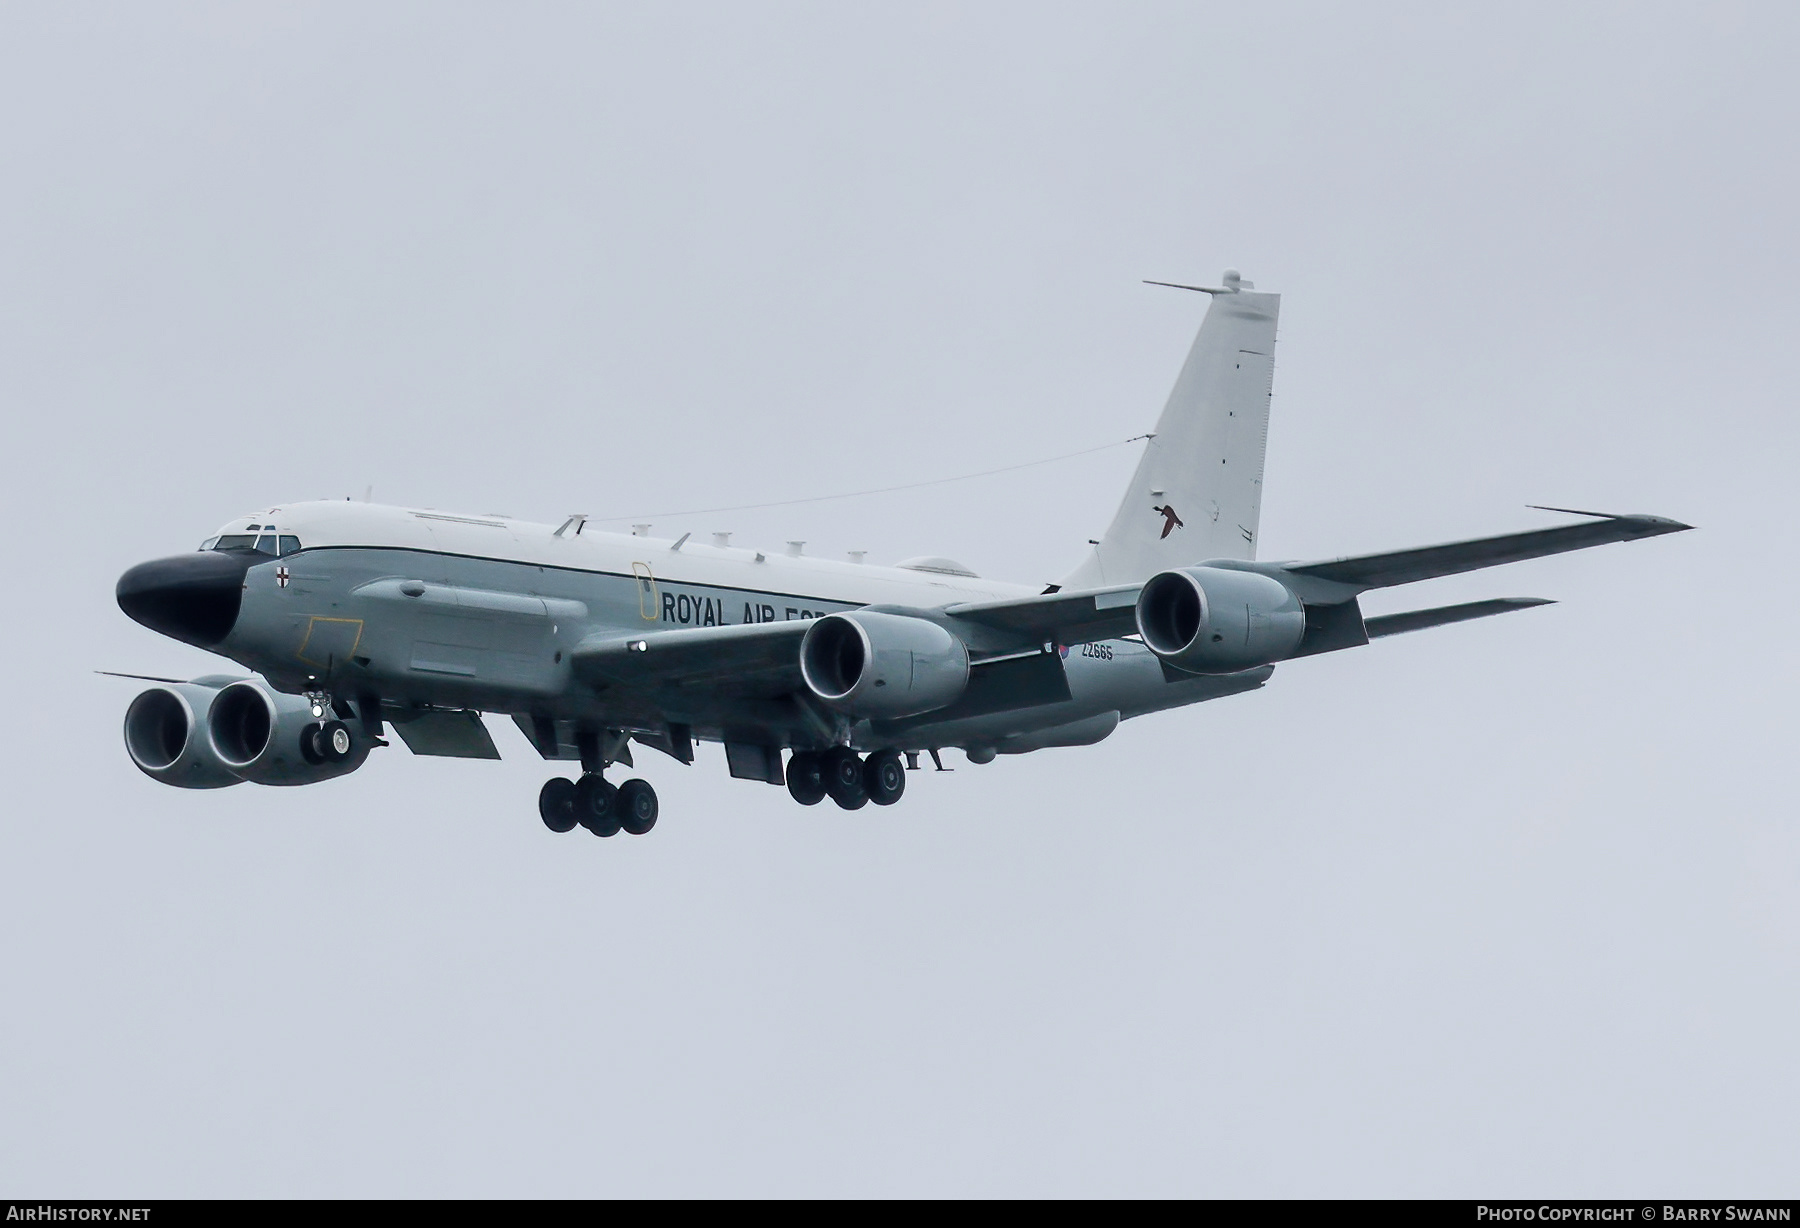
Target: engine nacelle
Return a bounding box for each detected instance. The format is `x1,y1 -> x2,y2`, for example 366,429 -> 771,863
1135,565 -> 1306,674
206,680 -> 369,786
800,611 -> 970,719
123,682 -> 244,789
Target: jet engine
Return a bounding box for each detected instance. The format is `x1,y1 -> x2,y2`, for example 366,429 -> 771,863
800,611 -> 970,719
206,680 -> 369,786
123,681 -> 244,789
1134,565 -> 1306,674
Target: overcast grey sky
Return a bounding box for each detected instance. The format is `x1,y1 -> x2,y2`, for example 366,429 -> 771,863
2,2 -> 1796,1196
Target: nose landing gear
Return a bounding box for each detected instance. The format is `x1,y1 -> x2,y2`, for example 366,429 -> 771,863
299,719 -> 356,766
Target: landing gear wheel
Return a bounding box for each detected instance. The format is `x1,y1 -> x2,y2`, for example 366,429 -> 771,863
575,775 -> 621,837
787,751 -> 827,806
313,720 -> 353,764
617,779 -> 659,835
299,722 -> 326,765
538,778 -> 579,833
823,747 -> 868,810
864,749 -> 906,806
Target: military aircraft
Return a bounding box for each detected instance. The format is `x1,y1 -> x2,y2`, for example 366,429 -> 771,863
114,271 -> 1689,836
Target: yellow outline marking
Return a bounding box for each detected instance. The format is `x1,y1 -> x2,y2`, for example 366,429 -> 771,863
297,617 -> 365,668
632,562 -> 659,622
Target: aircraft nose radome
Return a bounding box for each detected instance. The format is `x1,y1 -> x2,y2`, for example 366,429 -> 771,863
116,552 -> 250,647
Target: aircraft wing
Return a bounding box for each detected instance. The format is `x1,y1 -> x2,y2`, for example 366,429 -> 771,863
1283,510 -> 1690,592
571,620 -> 809,692
570,511 -> 1687,690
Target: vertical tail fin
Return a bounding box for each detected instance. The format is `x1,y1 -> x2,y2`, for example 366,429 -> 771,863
1063,272 -> 1281,588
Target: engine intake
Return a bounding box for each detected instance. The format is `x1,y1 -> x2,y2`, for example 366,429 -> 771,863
800,611 -> 970,719
1135,565 -> 1305,673
123,684 -> 243,789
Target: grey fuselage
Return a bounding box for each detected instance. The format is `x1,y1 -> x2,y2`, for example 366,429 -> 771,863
188,500 -> 1262,758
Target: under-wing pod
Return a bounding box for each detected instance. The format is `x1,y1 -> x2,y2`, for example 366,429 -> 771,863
995,710 -> 1121,755
206,680 -> 369,786
123,681 -> 245,789
800,611 -> 971,719
1135,565 -> 1306,674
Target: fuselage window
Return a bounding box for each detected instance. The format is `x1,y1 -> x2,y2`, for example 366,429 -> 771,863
278,535 -> 300,556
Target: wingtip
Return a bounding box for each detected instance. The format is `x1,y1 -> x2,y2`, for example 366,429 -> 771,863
1622,514 -> 1694,535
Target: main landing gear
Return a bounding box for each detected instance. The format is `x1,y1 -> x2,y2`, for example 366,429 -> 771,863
786,747 -> 906,809
539,774 -> 659,837
299,719 -> 356,765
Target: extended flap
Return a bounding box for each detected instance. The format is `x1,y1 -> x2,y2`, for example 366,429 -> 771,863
392,710 -> 501,759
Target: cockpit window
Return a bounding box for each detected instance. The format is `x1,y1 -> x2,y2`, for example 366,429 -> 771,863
205,533 -> 301,556
209,535 -> 275,554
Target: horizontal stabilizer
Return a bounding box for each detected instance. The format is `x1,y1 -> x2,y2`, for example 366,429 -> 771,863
1287,511 -> 1690,592
1364,597 -> 1553,640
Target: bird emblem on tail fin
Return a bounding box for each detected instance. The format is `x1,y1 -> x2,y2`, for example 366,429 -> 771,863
1152,504 -> 1185,539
